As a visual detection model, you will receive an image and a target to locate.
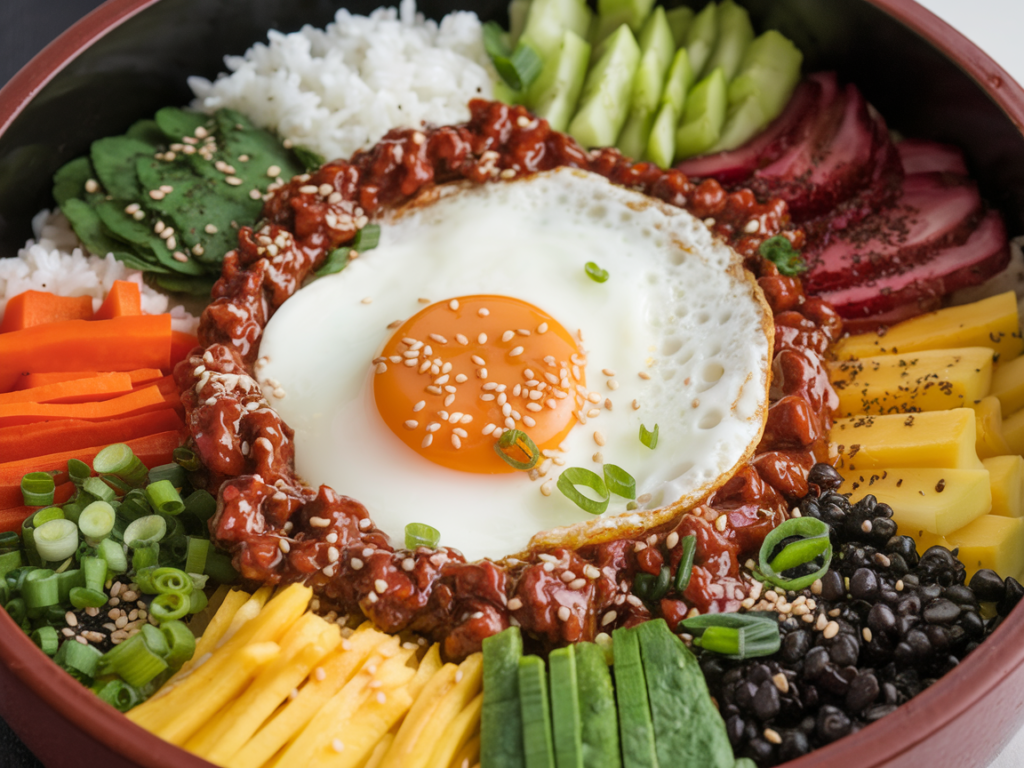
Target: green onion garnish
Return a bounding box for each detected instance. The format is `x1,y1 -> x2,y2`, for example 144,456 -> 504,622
315,247 -> 349,277
584,261 -> 609,283
21,472 -> 55,506
151,591 -> 190,623
494,429 -> 541,470
758,517 -> 833,591
69,587 -> 109,609
184,489 -> 217,522
56,638 -> 102,679
405,522 -> 440,550
93,443 -> 148,487
482,21 -> 542,92
97,633 -> 168,687
172,446 -> 201,472
292,145 -> 326,172
123,515 -> 167,549
758,235 -> 807,277
31,625 -> 59,656
184,537 -> 210,575
81,477 -> 115,503
633,565 -> 671,603
160,619 -> 197,668
0,532 -> 19,553
67,459 -> 91,487
189,589 -> 208,615
93,679 -> 141,712
33,519 -> 79,562
203,550 -> 239,585
680,612 -> 781,659
97,538 -> 128,576
32,506 -> 64,526
639,423 -> 659,449
147,463 -> 187,489
556,467 -> 610,515
152,567 -> 193,596
674,534 -> 697,592
602,464 -> 636,499
79,501 -> 116,545
22,570 -> 59,610
81,556 -> 107,594
145,479 -> 185,516
352,223 -> 381,252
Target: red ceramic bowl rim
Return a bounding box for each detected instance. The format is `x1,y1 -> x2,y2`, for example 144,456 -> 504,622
2,1 -> 1024,766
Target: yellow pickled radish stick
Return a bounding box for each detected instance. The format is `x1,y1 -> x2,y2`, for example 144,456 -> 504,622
428,691 -> 483,768
128,583 -> 310,733
449,735 -> 481,768
228,631 -> 399,768
271,646 -> 417,768
217,586 -> 275,647
362,734 -> 395,768
192,615 -> 342,762
412,654 -> 483,768
408,643 -> 442,699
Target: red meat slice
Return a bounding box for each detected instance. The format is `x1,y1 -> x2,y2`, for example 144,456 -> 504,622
896,139 -> 968,175
674,78 -> 822,185
803,172 -> 983,294
820,210 -> 1009,331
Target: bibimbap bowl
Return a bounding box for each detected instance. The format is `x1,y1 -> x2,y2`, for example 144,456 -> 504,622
2,1 -> 1024,767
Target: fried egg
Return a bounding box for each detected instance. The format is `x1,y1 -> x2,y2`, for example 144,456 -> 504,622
258,168 -> 772,561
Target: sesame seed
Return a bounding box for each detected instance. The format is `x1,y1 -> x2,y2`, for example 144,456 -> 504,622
607,380 -> 619,390
601,611 -> 617,626
429,333 -> 447,344
422,434 -> 433,448
594,431 -> 606,446
715,514 -> 728,532
279,539 -> 291,553
823,621 -> 839,639
537,322 -> 548,333
557,606 -> 571,622
225,176 -> 243,186
375,362 -> 387,374
351,558 -> 364,570
509,346 -> 524,357
267,165 -> 281,177
478,333 -> 488,344
449,299 -> 460,310
149,189 -> 165,200
418,297 -> 431,304
309,516 -> 330,528
508,598 -> 523,611
374,579 -> 388,594
666,532 -> 679,549
205,223 -> 218,234
863,627 -> 873,643
361,297 -> 373,304
764,728 -> 782,745
638,371 -> 651,380
172,251 -> 189,263
332,739 -> 345,753
744,219 -> 761,234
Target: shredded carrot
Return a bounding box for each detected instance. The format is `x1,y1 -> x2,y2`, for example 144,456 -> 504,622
0,291 -> 94,333
0,430 -> 184,509
13,368 -> 165,391
171,330 -> 199,367
0,372 -> 134,407
93,280 -> 142,321
0,483 -> 76,532
0,385 -> 169,428
0,314 -> 171,392
0,409 -> 184,463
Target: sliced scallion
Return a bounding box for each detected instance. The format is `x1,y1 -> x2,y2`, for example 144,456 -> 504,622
184,489 -> 216,522
33,507 -> 64,526
100,474 -> 133,495
674,534 -> 697,592
151,591 -> 190,623
31,625 -> 59,656
352,223 -> 381,252
93,679 -> 140,712
81,556 -> 107,594
33,519 -> 79,562
189,588 -> 208,615
758,517 -> 833,591
203,551 -> 239,584
79,501 -> 116,545
56,638 -> 102,679
172,446 -> 201,472
97,633 -> 168,687
124,515 -> 167,549
22,570 -> 59,610
67,459 -> 91,487
69,587 -> 109,609
556,468 -> 610,515
482,21 -> 542,92
132,543 -> 159,572
21,472 -> 56,506
0,531 -> 19,553
82,476 -> 116,503
633,565 -> 671,603
147,463 -> 186,489
93,443 -> 148,486
639,423 -> 659,450
145,479 -> 185,516
152,567 -> 192,596
97,538 -> 128,576
184,537 -> 210,575
602,464 -> 636,499
680,612 -> 781,660
584,261 -> 609,283
160,619 -> 197,668
493,429 -> 541,470
0,550 -> 23,581
405,522 -> 440,550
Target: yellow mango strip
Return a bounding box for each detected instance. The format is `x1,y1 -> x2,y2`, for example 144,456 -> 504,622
428,692 -> 483,768
449,735 -> 481,768
992,353 -> 1024,416
947,515 -> 1024,580
831,409 -> 982,471
378,662 -> 460,768
829,347 -> 993,417
985,456 -> 1024,518
840,467 -> 992,537
271,647 -> 416,768
362,734 -> 395,768
975,397 -> 1014,459
228,630 -> 398,768
192,615 -> 343,763
128,584 -> 310,737
834,292 -> 1023,363
1005,406 -> 1024,455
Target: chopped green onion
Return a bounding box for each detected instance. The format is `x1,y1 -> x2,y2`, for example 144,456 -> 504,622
352,223 -> 381,252
189,588 -> 208,615
314,247 -> 349,277
97,538 -> 128,576
0,550 -> 23,581
172,446 -> 201,472
33,519 -> 79,562
148,463 -> 187,489
584,261 -> 609,283
674,534 -> 697,592
79,501 -> 116,544
203,551 -> 239,584
639,423 -> 659,450
141,624 -> 169,657
758,235 -> 807,277
124,515 -> 167,549
405,522 -> 440,550
758,517 -> 833,591
160,619 -> 197,668
602,464 -> 636,499
82,476 -> 116,503
184,537 -> 210,575
100,474 -> 134,495
493,429 -> 541,470
0,531 -> 19,552
33,507 -> 64,526
21,472 -> 55,506
81,556 -> 107,593
292,145 -> 326,172
118,489 -> 152,522
184,489 -> 217,522
69,587 -> 109,609
93,443 -> 149,486
97,633 -> 168,687
61,499 -> 85,525
633,565 -> 671,603
56,638 -> 102,679
31,626 -> 58,656
22,570 -> 59,610
92,679 -> 141,712
132,543 -> 160,572
56,569 -> 84,603
482,21 -> 542,92
680,612 -> 781,659
556,468 -> 610,515
4,597 -> 27,624
152,567 -> 192,596
145,479 -> 185,516
151,591 -> 190,623
67,459 -> 91,487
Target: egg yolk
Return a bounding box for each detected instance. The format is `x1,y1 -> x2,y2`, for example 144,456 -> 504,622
373,295 -> 587,473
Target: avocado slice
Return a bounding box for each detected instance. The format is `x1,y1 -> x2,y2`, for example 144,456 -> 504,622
550,646 -> 584,768
482,627 -> 527,768
520,654 -> 557,768
576,642 -> 622,768
612,626 -> 659,768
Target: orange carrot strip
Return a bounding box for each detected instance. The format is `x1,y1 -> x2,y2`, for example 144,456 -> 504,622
0,373 -> 134,407
93,280 -> 142,321
0,430 -> 183,509
171,330 -> 199,367
0,409 -> 184,463
0,291 -> 94,333
0,483 -> 75,532
0,385 -> 169,429
0,314 -> 171,392
13,368 -> 165,391
133,374 -> 179,398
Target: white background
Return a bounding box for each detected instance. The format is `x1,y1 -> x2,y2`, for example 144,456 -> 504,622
908,4 -> 1024,766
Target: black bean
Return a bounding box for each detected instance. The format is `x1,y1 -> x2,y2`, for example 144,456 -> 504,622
896,615 -> 918,636
894,641 -> 915,665
866,602 -> 895,635
870,517 -> 897,541
917,584 -> 942,601
998,577 -> 1024,616
749,663 -> 772,685
922,598 -> 960,624
746,737 -> 774,762
849,568 -> 879,600
735,680 -> 758,711
820,570 -> 845,601
779,729 -> 810,761
863,704 -> 897,722
925,624 -> 950,652
818,665 -> 852,696
816,705 -> 852,742
905,629 -> 931,657
896,594 -> 921,616
753,680 -> 781,721
968,569 -> 1005,602
882,681 -> 898,705
828,634 -> 860,667
959,609 -> 985,638
804,647 -> 829,680
726,715 -> 745,746
807,463 -> 843,491
781,629 -> 812,663
943,584 -> 978,607
845,672 -> 879,712
722,667 -> 745,687
821,502 -> 847,528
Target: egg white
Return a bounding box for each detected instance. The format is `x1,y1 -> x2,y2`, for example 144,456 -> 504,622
258,168 -> 772,561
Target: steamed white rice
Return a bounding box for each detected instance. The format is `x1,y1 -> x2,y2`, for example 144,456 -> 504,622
0,209 -> 198,334
187,0 -> 494,162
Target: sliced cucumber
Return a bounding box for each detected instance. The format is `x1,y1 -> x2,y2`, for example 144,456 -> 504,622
660,47 -> 694,114
637,5 -> 675,72
528,30 -> 592,132
703,0 -> 754,82
591,0 -> 656,43
684,1 -> 719,78
728,30 -> 803,117
520,655 -> 556,768
521,0 -> 593,60
509,0 -> 533,46
708,94 -> 768,153
568,24 -> 641,148
665,6 -> 694,48
550,646 -> 584,768
645,102 -> 677,168
612,626 -> 658,768
494,79 -> 526,106
617,49 -> 667,159
482,627 -> 527,768
675,67 -> 727,160
575,642 -> 622,768
636,620 -> 733,768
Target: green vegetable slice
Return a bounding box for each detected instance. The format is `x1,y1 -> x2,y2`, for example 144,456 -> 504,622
602,464 -> 636,499
585,261 -> 609,283
405,522 -> 440,550
758,517 -> 832,591
33,519 -> 79,562
495,429 -> 542,471
673,534 -> 697,592
21,472 -> 55,506
556,468 -> 610,515
758,235 -> 807,276
638,423 -> 658,449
